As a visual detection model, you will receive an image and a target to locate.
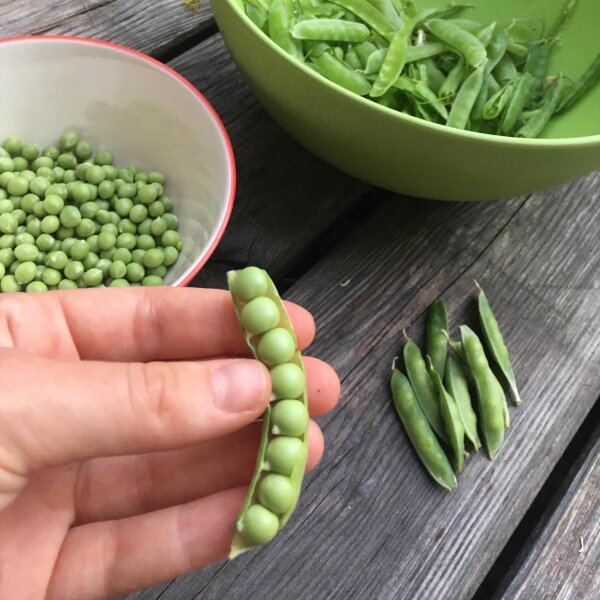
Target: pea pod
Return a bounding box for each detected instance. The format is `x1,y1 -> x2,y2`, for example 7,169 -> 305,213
366,0 -> 402,29
426,18 -> 487,68
498,71 -> 539,135
558,50 -> 600,112
370,11 -> 417,97
426,299 -> 448,379
311,45 -> 372,95
269,0 -> 304,59
476,283 -> 521,405
517,74 -> 568,138
439,59 -> 468,101
445,354 -> 481,450
460,325 -> 505,459
446,66 -> 485,129
292,18 -> 371,42
428,358 -> 465,472
330,0 -> 396,41
391,365 -> 457,491
403,333 -> 446,441
228,267 -> 309,557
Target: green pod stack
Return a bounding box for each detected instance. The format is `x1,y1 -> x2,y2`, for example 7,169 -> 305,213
228,266 -> 309,558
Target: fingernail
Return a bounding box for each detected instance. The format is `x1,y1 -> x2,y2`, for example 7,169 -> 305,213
212,360 -> 269,413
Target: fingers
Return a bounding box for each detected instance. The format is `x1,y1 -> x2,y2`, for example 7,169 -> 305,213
0,288 -> 315,361
1,351 -> 271,475
75,421 -> 324,524
47,487 -> 247,600
74,357 -> 336,524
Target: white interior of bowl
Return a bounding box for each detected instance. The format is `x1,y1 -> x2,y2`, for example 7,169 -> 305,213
0,37 -> 235,286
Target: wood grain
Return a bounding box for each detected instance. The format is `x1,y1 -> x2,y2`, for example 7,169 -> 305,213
0,0 -> 214,57
500,424 -> 600,600
124,173 -> 600,600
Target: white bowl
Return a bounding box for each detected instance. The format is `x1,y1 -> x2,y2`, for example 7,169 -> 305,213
0,35 -> 235,286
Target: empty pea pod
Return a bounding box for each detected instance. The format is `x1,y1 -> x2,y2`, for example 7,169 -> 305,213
390,365 -> 457,491
426,18 -> 487,68
483,76 -> 518,120
460,325 -> 505,459
292,18 -> 371,42
403,333 -> 447,441
445,354 -> 481,450
426,299 -> 449,378
228,267 -> 309,557
476,283 -> 521,405
427,358 -> 465,472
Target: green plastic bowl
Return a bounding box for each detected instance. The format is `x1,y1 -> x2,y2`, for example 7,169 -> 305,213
213,0 -> 600,200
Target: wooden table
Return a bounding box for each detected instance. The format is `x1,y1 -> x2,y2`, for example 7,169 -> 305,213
5,2 -> 599,598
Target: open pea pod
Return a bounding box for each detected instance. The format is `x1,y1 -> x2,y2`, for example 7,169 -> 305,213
228,267 -> 309,558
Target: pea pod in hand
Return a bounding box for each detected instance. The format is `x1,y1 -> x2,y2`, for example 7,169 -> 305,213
228,267 -> 309,557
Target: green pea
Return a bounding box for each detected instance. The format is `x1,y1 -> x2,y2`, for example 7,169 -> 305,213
265,436 -> 305,476
70,181 -> 90,204
240,297 -> 280,335
148,201 -> 165,218
3,136 -> 22,155
257,473 -> 295,514
270,363 -> 306,399
20,170 -> 36,183
99,247 -> 116,260
142,248 -> 163,268
11,198 -> 22,211
46,183 -> 68,201
147,265 -> 167,278
135,234 -> 154,251
118,218 -> 136,235
135,171 -> 148,183
0,213 -> 18,234
100,223 -> 118,236
55,226 -> 74,241
0,274 -> 21,292
103,165 -> 117,181
131,249 -> 145,265
58,279 -> 78,290
56,152 -> 76,170
70,240 -> 90,261
137,184 -> 157,205
80,201 -> 99,219
20,194 -> 40,214
15,261 -> 37,284
62,169 -> 77,184
231,267 -> 268,303
241,504 -> 279,546
24,219 -> 41,238
75,218 -> 96,238
271,399 -> 309,437
109,210 -> 121,226
86,165 -> 105,186
75,140 -> 93,161
129,204 -> 148,224
59,131 -> 79,151
116,233 -> 136,250
14,243 -> 38,262
161,196 -> 174,211
46,250 -> 68,270
43,194 -> 64,216
112,247 -> 132,264
257,328 -> 296,366
0,248 -> 14,267
64,260 -> 84,280
21,143 -> 39,162
163,213 -> 179,230
36,166 -> 55,182
115,197 -> 133,217
40,215 -> 60,234
126,262 -> 145,282
82,251 -> 99,270
163,246 -> 178,267
0,199 -> 13,214
12,209 -> 26,225
118,182 -> 137,199
33,156 -> 56,172
0,263 -> 5,279
8,260 -> 20,275
7,176 -> 29,196
58,206 -> 81,229
94,209 -> 110,225
60,237 -> 77,255
41,267 -> 61,286
0,234 -> 15,249
12,157 -> 28,172
142,275 -> 163,286
108,278 -> 128,287
98,231 -> 117,250
94,150 -> 114,166
136,218 -> 152,235
15,233 -> 34,246
98,180 -> 115,200
82,268 -> 102,286
109,260 -> 127,279
147,171 -> 165,184
35,233 -> 55,252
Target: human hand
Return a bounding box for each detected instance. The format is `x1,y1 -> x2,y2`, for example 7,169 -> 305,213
0,287 -> 339,599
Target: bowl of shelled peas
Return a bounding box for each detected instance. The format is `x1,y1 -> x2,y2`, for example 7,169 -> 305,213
212,0 -> 600,200
0,36 -> 235,292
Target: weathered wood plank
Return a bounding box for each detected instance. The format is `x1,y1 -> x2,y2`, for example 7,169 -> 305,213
0,1 -> 214,57
130,173 -> 600,600
166,35 -> 372,290
500,423 -> 600,600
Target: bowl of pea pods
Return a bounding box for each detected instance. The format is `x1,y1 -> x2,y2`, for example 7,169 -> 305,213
0,36 -> 235,291
212,0 -> 600,201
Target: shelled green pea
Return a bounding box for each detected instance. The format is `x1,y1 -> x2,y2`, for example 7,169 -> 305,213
0,131 -> 184,292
